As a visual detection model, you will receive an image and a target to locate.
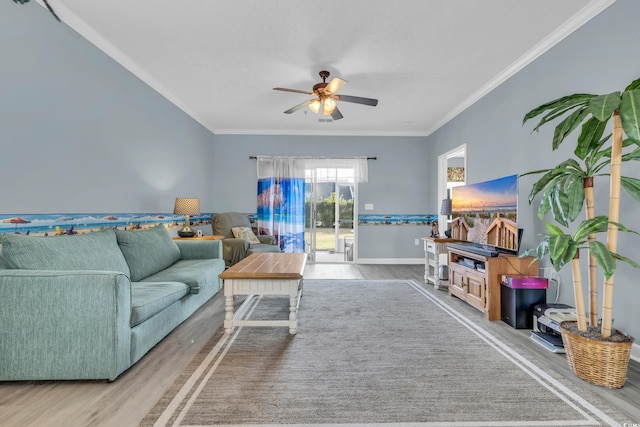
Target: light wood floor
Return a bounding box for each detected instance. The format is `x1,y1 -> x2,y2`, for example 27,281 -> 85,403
1,264 -> 638,426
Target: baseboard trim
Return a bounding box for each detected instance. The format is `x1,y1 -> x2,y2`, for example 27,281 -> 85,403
356,258 -> 424,265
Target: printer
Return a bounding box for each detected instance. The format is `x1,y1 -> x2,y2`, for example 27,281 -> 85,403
530,303 -> 577,353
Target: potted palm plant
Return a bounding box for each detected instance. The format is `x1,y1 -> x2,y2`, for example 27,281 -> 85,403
521,77 -> 640,388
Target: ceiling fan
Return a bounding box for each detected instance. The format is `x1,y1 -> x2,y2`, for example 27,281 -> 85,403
273,71 -> 378,121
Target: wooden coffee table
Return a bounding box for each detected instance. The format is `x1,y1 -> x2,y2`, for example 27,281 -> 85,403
219,252 -> 306,334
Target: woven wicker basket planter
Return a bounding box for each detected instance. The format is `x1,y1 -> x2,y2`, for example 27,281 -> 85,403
560,321 -> 634,389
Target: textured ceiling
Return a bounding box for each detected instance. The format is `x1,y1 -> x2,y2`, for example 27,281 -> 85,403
48,0 -> 613,136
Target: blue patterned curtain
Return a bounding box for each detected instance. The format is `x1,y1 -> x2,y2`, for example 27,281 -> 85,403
256,157 -> 306,253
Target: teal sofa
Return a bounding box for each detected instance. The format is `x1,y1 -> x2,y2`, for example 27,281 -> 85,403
0,225 -> 225,381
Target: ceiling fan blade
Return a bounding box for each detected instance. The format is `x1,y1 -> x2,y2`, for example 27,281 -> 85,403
335,94 -> 378,106
324,77 -> 347,95
283,99 -> 313,114
273,87 -> 313,95
331,106 -> 344,121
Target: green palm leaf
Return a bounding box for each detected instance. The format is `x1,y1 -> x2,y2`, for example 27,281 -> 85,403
537,192 -> 552,221
527,168 -> 564,203
588,92 -> 621,121
529,104 -> 588,134
625,77 -> 640,91
586,136 -> 612,173
620,90 -> 640,144
621,143 -> 640,161
563,176 -> 586,221
575,116 -> 607,159
547,232 -> 577,270
611,251 -> 640,269
549,186 -> 572,227
589,240 -> 616,279
553,107 -> 589,150
520,240 -> 549,262
573,215 -> 609,241
523,93 -> 595,125
621,176 -> 640,202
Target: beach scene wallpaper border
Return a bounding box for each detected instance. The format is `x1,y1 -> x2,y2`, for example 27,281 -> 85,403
0,212 -> 438,239
358,214 -> 438,226
0,213 -> 216,237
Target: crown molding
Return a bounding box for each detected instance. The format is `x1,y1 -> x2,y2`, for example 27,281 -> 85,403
212,128 -> 430,137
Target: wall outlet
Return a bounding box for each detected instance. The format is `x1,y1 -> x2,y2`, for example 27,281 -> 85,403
365,203 -> 374,210
540,267 -> 554,279
414,238 -> 419,245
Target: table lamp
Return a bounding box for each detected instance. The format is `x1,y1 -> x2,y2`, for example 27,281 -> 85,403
173,197 -> 200,237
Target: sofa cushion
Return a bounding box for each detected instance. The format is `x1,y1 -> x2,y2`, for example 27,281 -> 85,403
0,230 -> 131,276
141,258 -> 224,294
130,281 -> 189,327
231,226 -> 260,244
115,225 -> 182,281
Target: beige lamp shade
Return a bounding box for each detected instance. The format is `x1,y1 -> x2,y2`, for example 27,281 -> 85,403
173,198 -> 200,216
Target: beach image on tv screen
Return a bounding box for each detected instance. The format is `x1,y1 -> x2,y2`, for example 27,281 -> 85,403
451,174 -> 518,251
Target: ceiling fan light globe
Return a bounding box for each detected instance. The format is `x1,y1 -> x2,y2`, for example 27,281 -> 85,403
308,99 -> 321,114
323,98 -> 336,114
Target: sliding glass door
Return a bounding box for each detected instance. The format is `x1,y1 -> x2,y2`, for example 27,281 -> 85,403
305,168 -> 357,263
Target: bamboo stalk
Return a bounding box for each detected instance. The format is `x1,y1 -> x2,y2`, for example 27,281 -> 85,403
571,252 -> 588,331
601,111 -> 623,338
583,177 -> 598,326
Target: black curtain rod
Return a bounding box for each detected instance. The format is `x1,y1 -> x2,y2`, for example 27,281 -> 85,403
249,156 -> 377,160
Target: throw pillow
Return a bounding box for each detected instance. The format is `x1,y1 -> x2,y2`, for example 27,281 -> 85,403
115,224 -> 182,281
0,229 -> 131,277
231,226 -> 260,244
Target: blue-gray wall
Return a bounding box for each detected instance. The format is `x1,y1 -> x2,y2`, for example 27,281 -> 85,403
1,1 -> 215,214
210,135 -> 430,260
427,0 -> 640,341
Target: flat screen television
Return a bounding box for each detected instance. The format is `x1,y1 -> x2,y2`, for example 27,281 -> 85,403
448,174 -> 520,256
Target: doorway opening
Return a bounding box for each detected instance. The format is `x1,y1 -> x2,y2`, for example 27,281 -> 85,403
437,144 -> 467,235
305,168 -> 357,263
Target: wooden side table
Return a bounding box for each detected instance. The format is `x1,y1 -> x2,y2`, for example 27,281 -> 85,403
172,235 -> 224,240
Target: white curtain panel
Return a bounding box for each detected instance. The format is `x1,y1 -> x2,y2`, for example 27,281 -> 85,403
257,156 -> 368,182
256,156 -> 306,179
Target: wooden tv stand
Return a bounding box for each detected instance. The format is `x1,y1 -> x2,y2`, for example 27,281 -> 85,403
447,246 -> 538,320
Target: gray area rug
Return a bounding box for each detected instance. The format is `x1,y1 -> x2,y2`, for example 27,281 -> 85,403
141,280 -> 620,426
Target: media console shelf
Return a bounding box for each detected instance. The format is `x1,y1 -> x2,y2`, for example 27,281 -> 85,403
447,246 -> 538,320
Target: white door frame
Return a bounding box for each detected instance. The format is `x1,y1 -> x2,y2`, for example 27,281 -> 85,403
437,144 -> 467,235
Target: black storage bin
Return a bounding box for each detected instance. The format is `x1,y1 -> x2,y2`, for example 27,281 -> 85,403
500,276 -> 547,329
